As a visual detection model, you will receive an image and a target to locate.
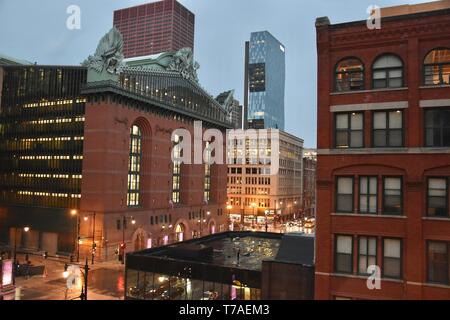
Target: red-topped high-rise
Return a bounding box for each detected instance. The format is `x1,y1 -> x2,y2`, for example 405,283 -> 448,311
113,0 -> 195,58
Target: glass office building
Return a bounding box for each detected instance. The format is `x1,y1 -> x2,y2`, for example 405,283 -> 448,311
246,31 -> 285,130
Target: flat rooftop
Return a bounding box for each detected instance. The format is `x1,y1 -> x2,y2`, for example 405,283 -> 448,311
126,231 -> 314,289
129,232 -> 282,271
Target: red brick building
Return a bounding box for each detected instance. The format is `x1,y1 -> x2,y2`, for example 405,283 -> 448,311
0,30 -> 230,261
315,3 -> 450,300
113,0 -> 195,58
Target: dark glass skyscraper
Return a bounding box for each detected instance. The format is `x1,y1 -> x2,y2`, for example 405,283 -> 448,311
245,31 -> 285,130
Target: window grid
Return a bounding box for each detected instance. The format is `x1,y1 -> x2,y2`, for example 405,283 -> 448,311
127,125 -> 142,207
373,110 -> 404,148
335,113 -> 364,149
359,176 -> 378,214
358,236 -> 377,275
427,177 -> 449,218
382,177 -> 403,216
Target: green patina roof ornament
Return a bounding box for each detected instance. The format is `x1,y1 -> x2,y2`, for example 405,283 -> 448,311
82,27 -> 124,83
123,47 -> 200,83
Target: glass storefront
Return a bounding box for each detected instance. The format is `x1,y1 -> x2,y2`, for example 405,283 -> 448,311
126,269 -> 260,300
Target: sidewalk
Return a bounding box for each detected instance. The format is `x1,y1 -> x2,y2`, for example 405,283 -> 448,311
12,253 -> 125,300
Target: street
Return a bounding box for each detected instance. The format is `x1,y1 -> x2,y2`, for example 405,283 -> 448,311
12,253 -> 124,300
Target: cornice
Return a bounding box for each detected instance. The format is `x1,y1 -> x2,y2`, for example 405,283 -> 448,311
329,20 -> 450,48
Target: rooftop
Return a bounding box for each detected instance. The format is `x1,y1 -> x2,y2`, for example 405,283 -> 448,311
316,0 -> 450,28
128,231 -> 314,271
129,232 -> 282,271
0,53 -> 32,66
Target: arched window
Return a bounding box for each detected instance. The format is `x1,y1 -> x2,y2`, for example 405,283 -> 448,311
172,134 -> 181,204
127,125 -> 142,207
204,141 -> 212,202
424,48 -> 450,85
335,58 -> 364,92
372,54 -> 403,89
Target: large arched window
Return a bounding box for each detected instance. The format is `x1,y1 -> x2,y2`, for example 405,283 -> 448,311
424,48 -> 450,86
172,134 -> 181,204
127,125 -> 142,207
372,54 -> 403,89
204,141 -> 212,202
335,58 -> 364,92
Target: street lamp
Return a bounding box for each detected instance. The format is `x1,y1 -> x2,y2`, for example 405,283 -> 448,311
120,216 -> 136,265
13,226 -> 30,285
82,212 -> 96,265
63,259 -> 89,300
264,210 -> 269,232
227,204 -> 233,231
70,209 -> 81,262
250,203 -> 257,228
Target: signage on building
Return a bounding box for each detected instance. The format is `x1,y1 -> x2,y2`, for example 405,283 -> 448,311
1,260 -> 13,287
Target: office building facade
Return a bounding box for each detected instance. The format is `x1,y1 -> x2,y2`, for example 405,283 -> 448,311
245,31 -> 285,130
113,0 -> 195,58
315,4 -> 450,299
227,130 -> 303,229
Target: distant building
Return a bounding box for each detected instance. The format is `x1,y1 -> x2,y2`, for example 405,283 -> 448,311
244,31 -> 285,130
125,231 -> 315,300
227,130 -> 303,229
0,53 -> 32,66
215,90 -> 243,129
302,150 -> 316,219
315,2 -> 450,300
113,0 -> 195,58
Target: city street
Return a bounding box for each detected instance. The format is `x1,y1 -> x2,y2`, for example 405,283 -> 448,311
12,253 -> 124,300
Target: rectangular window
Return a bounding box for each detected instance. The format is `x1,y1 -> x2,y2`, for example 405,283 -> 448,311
335,113 -> 363,148
336,177 -> 354,213
427,241 -> 449,284
358,236 -> 377,275
383,177 -> 402,215
383,238 -> 402,279
359,177 -> 377,214
425,109 -> 450,147
427,178 -> 448,217
335,235 -> 353,274
373,111 -> 403,147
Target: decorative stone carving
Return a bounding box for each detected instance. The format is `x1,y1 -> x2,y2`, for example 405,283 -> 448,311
82,27 -> 124,82
167,47 -> 200,82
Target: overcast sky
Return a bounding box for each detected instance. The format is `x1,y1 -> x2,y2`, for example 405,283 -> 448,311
0,0 -> 427,147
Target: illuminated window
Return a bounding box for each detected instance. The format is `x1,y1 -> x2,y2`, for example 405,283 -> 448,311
127,125 -> 142,207
424,48 -> 450,86
172,135 -> 181,204
204,141 -> 212,202
335,58 -> 364,92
